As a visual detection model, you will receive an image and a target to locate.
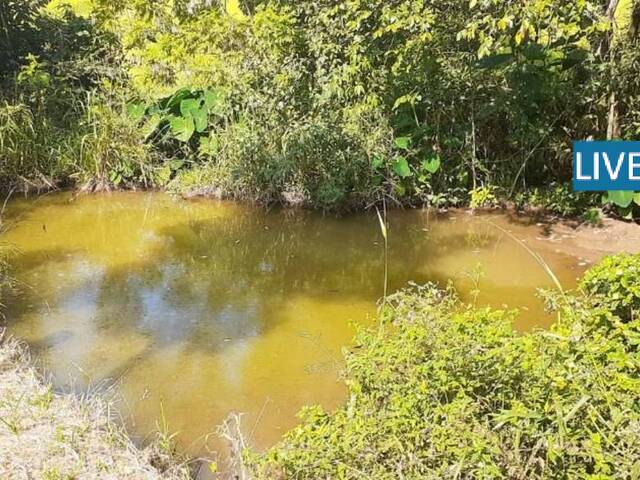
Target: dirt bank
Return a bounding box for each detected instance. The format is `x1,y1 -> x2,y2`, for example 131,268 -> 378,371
505,213 -> 640,264
537,216 -> 640,262
0,333 -> 192,480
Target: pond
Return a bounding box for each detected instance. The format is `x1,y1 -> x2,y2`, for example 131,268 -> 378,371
1,192 -> 589,473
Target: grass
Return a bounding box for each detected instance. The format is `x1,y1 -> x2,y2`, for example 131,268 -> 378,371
0,101 -> 61,192
0,333 -> 192,479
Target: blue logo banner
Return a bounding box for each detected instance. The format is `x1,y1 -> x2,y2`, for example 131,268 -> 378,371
573,141 -> 640,191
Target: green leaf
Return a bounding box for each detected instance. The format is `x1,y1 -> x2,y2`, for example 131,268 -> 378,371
634,192 -> 640,206
421,155 -> 441,174
392,157 -> 412,178
371,155 -> 384,171
394,137 -> 411,150
199,135 -> 219,156
605,190 -> 635,208
109,169 -> 122,185
392,94 -> 418,111
170,115 -> 195,142
169,159 -> 186,170
192,107 -> 208,133
126,102 -> 146,121
163,88 -> 192,111
141,114 -> 161,139
180,98 -> 202,117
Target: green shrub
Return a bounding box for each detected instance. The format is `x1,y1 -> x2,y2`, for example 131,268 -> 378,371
94,0 -> 638,210
249,270 -> 640,478
579,253 -> 640,323
3,0 -> 640,213
513,183 -> 598,217
0,0 -> 134,192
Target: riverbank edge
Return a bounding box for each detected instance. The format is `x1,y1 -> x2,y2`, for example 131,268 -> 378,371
5,185 -> 639,265
0,178 -> 605,219
0,331 -> 193,480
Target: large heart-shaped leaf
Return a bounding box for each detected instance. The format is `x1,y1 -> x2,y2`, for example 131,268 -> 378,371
394,137 -> 411,150
192,107 -> 208,133
392,156 -> 412,178
126,102 -> 146,121
170,115 -> 195,142
606,190 -> 635,208
421,155 -> 441,174
141,114 -> 161,140
180,98 -> 202,118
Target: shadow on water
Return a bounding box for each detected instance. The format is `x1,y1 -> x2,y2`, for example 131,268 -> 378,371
6,205 -> 471,352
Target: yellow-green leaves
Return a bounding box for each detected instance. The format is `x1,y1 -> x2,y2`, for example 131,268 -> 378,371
421,155 -> 441,174
180,98 -> 208,133
604,190 -> 638,208
204,89 -> 225,114
170,115 -> 195,142
393,157 -> 412,178
126,102 -> 146,122
393,137 -> 412,178
46,0 -> 93,18
128,88 -> 228,144
613,0 -> 635,39
464,0 -> 605,63
225,0 -> 246,22
394,137 -> 411,150
199,134 -> 219,156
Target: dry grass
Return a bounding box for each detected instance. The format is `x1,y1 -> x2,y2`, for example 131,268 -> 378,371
0,332 -> 192,480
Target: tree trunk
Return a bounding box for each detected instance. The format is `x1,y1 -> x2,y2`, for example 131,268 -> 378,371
607,92 -> 620,140
606,0 -> 620,140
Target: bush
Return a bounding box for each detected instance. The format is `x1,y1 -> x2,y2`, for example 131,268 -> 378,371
94,0 -> 638,210
513,183 -> 598,217
0,0 -> 134,192
249,270 -> 640,478
579,253 -> 640,323
2,0 -> 639,213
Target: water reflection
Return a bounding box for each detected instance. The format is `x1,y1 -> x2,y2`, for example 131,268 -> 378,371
1,192 -> 587,468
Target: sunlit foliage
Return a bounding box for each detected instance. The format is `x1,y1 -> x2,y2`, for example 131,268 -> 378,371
1,0 -> 639,210
250,254 -> 640,478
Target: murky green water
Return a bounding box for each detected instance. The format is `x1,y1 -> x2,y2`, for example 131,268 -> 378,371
1,192 -> 589,472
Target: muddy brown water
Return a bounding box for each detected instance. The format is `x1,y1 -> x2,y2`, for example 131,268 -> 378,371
1,192 -> 591,473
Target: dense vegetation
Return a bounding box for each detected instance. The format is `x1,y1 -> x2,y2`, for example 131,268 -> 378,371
2,3 -> 640,475
249,253 -> 640,478
0,0 -> 639,213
